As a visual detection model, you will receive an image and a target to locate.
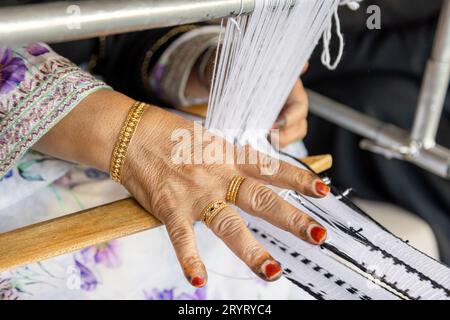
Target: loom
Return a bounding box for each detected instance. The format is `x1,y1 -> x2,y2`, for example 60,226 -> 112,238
1,0 -> 449,178
0,0 -> 450,300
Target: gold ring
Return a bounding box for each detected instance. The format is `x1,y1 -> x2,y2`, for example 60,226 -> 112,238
226,176 -> 245,205
200,200 -> 229,227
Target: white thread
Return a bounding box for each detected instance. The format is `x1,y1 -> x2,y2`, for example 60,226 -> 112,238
340,0 -> 362,11
321,8 -> 345,71
208,0 -> 341,142
229,18 -> 243,36
237,0 -> 245,16
320,0 -> 362,70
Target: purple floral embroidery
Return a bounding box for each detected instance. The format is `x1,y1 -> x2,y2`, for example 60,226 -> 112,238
84,168 -> 109,180
0,168 -> 13,181
144,286 -> 207,300
75,259 -> 98,291
27,43 -> 50,56
81,240 -> 121,268
53,173 -> 77,189
0,47 -> 27,95
0,277 -> 20,300
145,288 -> 175,300
178,287 -> 207,300
4,169 -> 13,178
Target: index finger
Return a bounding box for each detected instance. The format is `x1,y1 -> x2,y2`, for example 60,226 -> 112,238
237,147 -> 330,198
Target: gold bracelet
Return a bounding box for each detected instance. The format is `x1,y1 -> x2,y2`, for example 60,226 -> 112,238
109,101 -> 148,183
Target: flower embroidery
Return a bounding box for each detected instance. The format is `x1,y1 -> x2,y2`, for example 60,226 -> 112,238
0,168 -> 13,181
144,286 -> 207,300
75,259 -> 98,291
80,240 -> 121,268
145,288 -> 175,300
177,286 -> 207,300
0,277 -> 20,300
27,43 -> 50,57
84,168 -> 109,180
0,47 -> 27,95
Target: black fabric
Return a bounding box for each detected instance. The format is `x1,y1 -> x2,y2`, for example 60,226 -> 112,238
304,0 -> 450,263
338,0 -> 443,31
92,28 -> 179,106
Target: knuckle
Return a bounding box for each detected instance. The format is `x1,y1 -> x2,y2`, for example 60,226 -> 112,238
293,170 -> 314,188
154,205 -> 177,224
180,255 -> 203,270
257,154 -> 279,176
293,171 -> 308,186
156,201 -> 182,224
242,243 -> 266,266
167,224 -> 191,247
287,211 -> 312,234
249,184 -> 277,213
213,213 -> 245,239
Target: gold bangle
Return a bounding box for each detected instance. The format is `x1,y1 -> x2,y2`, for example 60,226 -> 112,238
200,200 -> 229,227
226,176 -> 245,205
109,101 -> 148,183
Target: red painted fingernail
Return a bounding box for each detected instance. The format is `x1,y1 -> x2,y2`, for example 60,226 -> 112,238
309,225 -> 327,244
261,260 -> 282,281
315,181 -> 330,196
191,276 -> 205,288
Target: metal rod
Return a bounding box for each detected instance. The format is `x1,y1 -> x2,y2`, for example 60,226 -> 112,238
411,0 -> 450,149
307,91 -> 384,140
0,0 -> 255,45
308,90 -> 450,179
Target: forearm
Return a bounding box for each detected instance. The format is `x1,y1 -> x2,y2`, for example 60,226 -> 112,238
33,90 -> 135,173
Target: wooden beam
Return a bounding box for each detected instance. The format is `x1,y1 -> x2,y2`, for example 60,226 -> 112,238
0,198 -> 161,272
302,154 -> 333,174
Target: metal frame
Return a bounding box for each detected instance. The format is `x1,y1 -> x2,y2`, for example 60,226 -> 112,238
0,0 -> 449,178
0,0 -> 255,45
412,0 -> 450,150
308,91 -> 450,178
309,0 -> 450,179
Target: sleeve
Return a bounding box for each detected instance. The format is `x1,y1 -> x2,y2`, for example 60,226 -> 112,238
0,43 -> 111,178
96,24 -> 220,109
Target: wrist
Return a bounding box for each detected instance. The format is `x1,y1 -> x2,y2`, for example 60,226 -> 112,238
34,90 -> 134,173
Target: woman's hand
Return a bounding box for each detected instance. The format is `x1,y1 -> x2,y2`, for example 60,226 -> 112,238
34,90 -> 330,288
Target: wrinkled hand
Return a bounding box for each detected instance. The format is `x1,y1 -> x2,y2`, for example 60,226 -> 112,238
35,90 -> 329,289
122,106 -> 329,288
